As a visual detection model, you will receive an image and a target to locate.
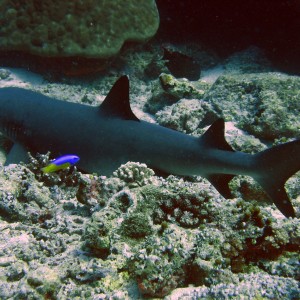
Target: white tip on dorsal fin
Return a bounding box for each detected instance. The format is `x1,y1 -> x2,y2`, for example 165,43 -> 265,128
99,75 -> 140,122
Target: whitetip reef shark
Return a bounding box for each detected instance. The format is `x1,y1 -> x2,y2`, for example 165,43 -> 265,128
0,76 -> 299,218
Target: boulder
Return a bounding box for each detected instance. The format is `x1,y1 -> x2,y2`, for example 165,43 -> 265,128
0,0 -> 159,58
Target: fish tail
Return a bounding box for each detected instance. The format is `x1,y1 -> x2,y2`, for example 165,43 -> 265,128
253,139 -> 300,218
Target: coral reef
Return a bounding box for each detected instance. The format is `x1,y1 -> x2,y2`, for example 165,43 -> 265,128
0,164 -> 54,223
204,72 -> 300,140
0,42 -> 299,299
113,162 -> 155,188
0,0 -> 159,58
155,98 -> 216,133
151,178 -> 218,228
166,273 -> 300,299
146,73 -> 211,113
128,227 -> 192,297
0,139 -> 299,299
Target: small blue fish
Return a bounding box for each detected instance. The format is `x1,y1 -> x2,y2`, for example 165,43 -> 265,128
42,154 -> 80,173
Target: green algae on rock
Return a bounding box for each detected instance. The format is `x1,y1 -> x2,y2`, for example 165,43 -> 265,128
159,73 -> 210,99
205,72 -> 300,140
0,0 -> 159,58
146,74 -> 211,113
121,212 -> 153,238
155,98 -> 217,133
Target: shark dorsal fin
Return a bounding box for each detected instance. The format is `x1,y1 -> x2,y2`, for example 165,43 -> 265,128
99,75 -> 140,122
201,119 -> 234,152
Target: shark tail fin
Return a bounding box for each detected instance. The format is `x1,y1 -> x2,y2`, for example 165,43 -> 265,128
253,139 -> 300,218
201,119 -> 298,218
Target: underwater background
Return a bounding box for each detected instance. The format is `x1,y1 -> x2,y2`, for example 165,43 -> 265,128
0,0 -> 299,299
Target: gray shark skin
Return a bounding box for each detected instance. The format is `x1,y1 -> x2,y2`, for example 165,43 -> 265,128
0,76 -> 299,218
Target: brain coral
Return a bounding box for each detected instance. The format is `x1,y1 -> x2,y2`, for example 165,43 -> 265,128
0,0 -> 159,58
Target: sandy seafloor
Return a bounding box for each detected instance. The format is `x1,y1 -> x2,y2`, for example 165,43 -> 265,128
0,44 -> 299,299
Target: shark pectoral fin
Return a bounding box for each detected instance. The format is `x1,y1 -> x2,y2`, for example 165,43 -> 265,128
99,75 -> 140,122
207,174 -> 234,198
5,142 -> 29,166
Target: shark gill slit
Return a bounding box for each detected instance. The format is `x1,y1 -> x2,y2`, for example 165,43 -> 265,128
3,121 -> 22,141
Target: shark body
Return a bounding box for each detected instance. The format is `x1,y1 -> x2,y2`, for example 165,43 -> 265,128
0,76 -> 299,217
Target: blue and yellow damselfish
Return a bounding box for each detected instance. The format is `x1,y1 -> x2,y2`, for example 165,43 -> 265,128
42,155 -> 80,173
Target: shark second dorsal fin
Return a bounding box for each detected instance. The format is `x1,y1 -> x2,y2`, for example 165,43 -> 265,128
201,119 -> 234,152
99,75 -> 140,122
201,119 -> 235,200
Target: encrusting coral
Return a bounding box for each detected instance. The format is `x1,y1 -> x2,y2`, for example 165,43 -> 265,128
0,0 -> 159,58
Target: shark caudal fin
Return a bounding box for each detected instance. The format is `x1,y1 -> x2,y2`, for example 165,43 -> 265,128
253,139 -> 300,218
